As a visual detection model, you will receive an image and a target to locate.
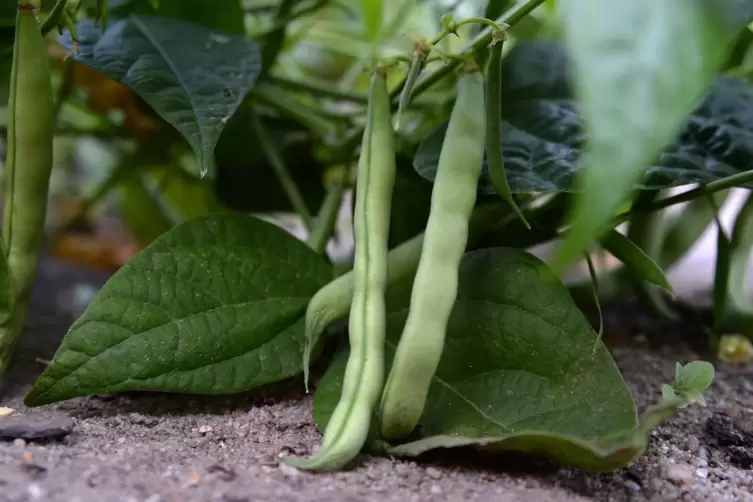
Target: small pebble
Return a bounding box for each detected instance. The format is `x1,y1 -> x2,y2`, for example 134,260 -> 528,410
278,462 -> 302,478
12,438 -> 25,449
425,467 -> 442,480
430,484 -> 443,495
623,480 -> 642,492
198,425 -> 212,434
663,462 -> 694,485
118,437 -> 126,444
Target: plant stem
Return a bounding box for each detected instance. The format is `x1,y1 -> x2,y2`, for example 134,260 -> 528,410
409,0 -> 546,98
259,0 -> 296,80
40,0 -> 68,36
251,85 -> 338,138
251,114 -> 315,230
52,57 -> 75,121
257,0 -> 330,39
336,0 -> 546,158
269,75 -> 369,103
307,181 -> 345,254
623,170 -> 753,222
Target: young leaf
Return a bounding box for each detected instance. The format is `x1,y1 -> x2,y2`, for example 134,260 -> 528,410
599,229 -> 672,292
674,361 -> 715,397
314,247 -> 640,471
58,16 -> 262,177
24,214 -> 333,407
553,0 -> 753,271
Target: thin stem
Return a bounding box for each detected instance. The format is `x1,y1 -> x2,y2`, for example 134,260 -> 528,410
52,57 -> 76,121
621,170 -> 753,223
251,114 -> 315,230
259,0 -> 296,80
336,0 -> 546,159
307,181 -> 346,254
269,75 -> 369,103
257,0 -> 330,38
251,85 -> 338,138
409,0 -> 546,98
41,0 -> 68,36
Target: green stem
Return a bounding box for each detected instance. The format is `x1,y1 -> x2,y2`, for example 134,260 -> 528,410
624,171 -> 753,221
408,0 -> 546,98
52,57 -> 76,121
269,75 -> 368,103
252,114 -> 315,230
259,0 -> 296,80
251,85 -> 337,138
307,181 -> 346,254
257,0 -> 330,39
45,154 -> 133,248
336,0 -> 546,158
40,0 -> 68,36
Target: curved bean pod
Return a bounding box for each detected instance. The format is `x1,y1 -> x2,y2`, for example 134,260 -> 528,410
287,68 -> 396,471
485,29 -> 529,229
379,67 -> 487,441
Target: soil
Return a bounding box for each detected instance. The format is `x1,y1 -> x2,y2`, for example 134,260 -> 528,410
0,255 -> 752,502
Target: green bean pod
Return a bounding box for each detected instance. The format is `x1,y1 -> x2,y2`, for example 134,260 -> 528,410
0,1 -> 55,374
379,67 -> 487,441
301,201 -> 518,392
485,29 -> 529,229
302,231 -> 425,392
286,68 -> 396,471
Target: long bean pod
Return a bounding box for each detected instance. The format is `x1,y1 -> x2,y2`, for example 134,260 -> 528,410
485,28 -> 529,228
0,1 -> 55,375
286,68 -> 396,471
379,66 -> 487,441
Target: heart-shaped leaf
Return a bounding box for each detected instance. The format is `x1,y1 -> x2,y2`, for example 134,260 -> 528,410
58,16 -> 262,176
554,0 -> 753,270
25,214 -> 332,407
413,41 -> 753,195
313,247 -> 648,471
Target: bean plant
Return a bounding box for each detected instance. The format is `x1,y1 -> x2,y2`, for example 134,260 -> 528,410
1,0 -> 752,473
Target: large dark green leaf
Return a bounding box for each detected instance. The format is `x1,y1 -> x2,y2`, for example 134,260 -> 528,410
58,16 -> 262,176
214,106 -> 326,214
103,0 -> 245,34
414,41 -> 753,194
313,247 -> 643,471
25,214 -> 333,406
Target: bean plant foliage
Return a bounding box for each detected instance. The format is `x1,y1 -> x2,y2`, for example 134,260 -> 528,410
2,0 -> 753,474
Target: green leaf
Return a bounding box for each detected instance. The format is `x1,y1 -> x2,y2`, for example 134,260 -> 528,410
360,0 -> 382,40
117,170 -> 178,244
105,0 -> 245,34
0,243 -> 15,325
314,247 -> 643,471
413,41 -> 753,195
214,106 -> 327,214
554,0 -> 753,270
674,361 -> 715,395
599,229 -> 672,291
58,16 -> 262,177
24,214 -> 333,407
